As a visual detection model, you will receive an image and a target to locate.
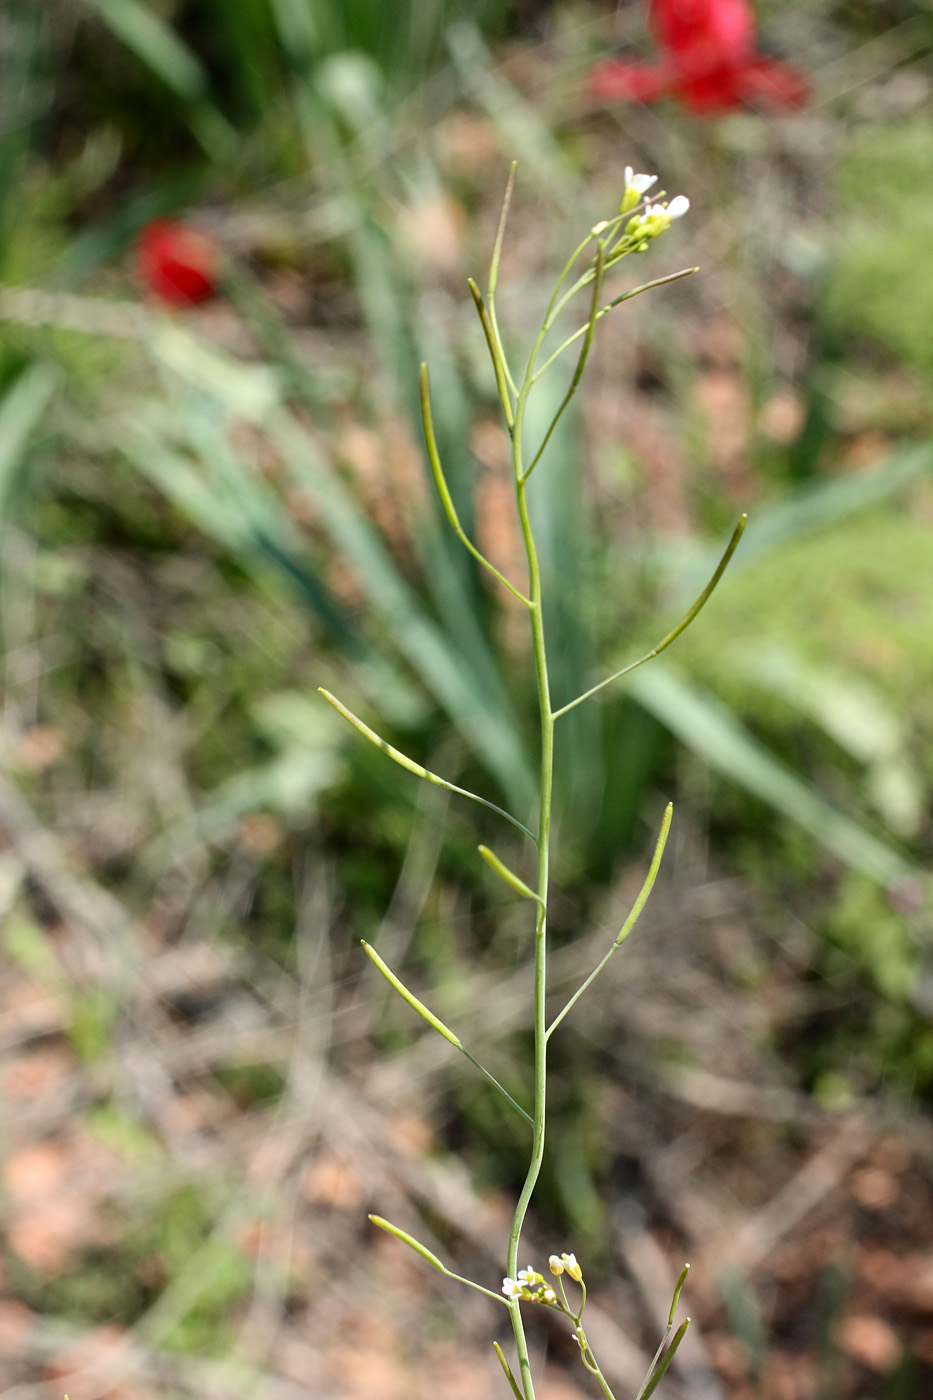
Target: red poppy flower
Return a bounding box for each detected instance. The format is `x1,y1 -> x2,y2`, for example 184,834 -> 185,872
136,219 -> 218,306
589,0 -> 809,115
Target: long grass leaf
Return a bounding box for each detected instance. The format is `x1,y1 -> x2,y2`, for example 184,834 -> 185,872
78,0 -> 234,157
446,21 -> 579,204
80,0 -> 208,99
0,363 -> 58,520
626,664 -> 913,889
675,443 -> 933,597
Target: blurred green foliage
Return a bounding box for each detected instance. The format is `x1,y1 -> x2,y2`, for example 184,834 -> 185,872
825,117 -> 933,375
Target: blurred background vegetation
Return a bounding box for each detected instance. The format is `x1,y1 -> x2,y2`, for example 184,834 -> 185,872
1,2 -> 933,1398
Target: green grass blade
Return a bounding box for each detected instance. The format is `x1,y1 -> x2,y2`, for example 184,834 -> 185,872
675,443 -> 933,595
446,21 -> 579,203
627,663 -> 913,889
80,0 -> 207,99
78,0 -> 234,158
0,363 -> 59,520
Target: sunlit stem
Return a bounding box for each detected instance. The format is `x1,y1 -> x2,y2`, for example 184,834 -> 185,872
489,162 -> 519,399
668,1263 -> 690,1326
362,940 -> 533,1125
318,688 -> 536,840
636,1319 -> 690,1400
551,514 -> 747,720
469,279 -> 515,430
573,1304 -> 616,1400
545,198 -> 654,327
532,268 -> 698,384
369,1215 -> 510,1305
547,804 -> 672,1039
420,363 -> 531,607
538,200 -> 648,337
582,1348 -> 616,1400
479,844 -> 544,906
522,238 -> 606,483
460,1047 -> 533,1126
558,1275 -> 572,1314
503,267 -> 562,1400
493,1341 -> 525,1400
633,1266 -> 691,1400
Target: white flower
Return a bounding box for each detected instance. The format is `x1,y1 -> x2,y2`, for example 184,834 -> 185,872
624,166 -> 658,195
667,195 -> 690,219
561,1252 -> 583,1282
549,1254 -> 564,1275
517,1267 -> 538,1285
502,1277 -> 522,1298
543,1288 -> 557,1304
645,203 -> 666,220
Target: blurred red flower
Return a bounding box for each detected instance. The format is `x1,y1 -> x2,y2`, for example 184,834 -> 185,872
136,219 -> 218,306
589,0 -> 809,115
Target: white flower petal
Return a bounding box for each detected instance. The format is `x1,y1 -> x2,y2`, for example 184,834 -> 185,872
632,172 -> 658,193
667,195 -> 690,219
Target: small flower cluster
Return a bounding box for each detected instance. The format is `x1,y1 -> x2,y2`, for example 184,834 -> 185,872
548,1251 -> 582,1282
502,1251 -> 583,1303
501,1266 -> 557,1304
619,169 -> 690,250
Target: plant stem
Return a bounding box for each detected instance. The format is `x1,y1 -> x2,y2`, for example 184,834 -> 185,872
505,329 -> 555,1400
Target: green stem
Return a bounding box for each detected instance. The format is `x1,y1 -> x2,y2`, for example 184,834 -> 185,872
531,267 -> 698,384
581,1346 -> 616,1400
489,162 -> 519,399
522,239 -> 605,483
504,325 -> 556,1400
